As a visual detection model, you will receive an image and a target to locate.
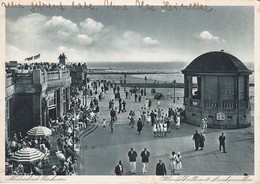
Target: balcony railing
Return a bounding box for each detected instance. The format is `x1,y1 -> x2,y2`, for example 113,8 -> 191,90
184,98 -> 250,110
221,101 -> 235,109
6,69 -> 70,86
205,101 -> 218,109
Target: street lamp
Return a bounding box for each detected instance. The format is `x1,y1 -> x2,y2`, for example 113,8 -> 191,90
124,74 -> 126,91
72,117 -> 75,151
144,76 -> 147,96
173,79 -> 177,103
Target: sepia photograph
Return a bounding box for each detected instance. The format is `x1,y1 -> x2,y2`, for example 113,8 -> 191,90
1,0 -> 258,183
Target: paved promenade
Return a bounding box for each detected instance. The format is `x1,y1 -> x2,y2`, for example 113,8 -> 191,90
78,86 -> 254,176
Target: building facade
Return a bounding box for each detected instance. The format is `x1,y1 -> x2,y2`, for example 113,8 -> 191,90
182,51 -> 252,129
5,67 -> 71,139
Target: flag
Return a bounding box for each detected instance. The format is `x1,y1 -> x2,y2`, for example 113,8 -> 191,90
25,56 -> 33,61
34,54 -> 40,60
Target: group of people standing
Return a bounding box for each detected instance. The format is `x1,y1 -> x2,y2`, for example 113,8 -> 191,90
114,147 -> 182,176
193,130 -> 227,153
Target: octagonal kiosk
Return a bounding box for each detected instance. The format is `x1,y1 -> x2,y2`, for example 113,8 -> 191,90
182,51 -> 252,129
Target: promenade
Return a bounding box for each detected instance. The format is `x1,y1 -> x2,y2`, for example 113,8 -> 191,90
78,85 -> 254,176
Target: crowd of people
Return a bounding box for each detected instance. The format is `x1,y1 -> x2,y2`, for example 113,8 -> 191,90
5,133 -> 52,175
6,62 -> 68,74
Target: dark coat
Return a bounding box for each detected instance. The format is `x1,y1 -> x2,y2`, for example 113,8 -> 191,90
114,164 -> 123,175
141,151 -> 150,163
137,120 -> 143,132
110,109 -> 116,117
156,162 -> 167,175
200,134 -> 205,147
219,135 -> 225,144
128,151 -> 137,162
193,132 -> 200,143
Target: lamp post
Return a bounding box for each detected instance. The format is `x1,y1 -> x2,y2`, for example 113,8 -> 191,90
124,74 -> 126,91
144,76 -> 147,96
72,117 -> 75,151
173,79 -> 177,103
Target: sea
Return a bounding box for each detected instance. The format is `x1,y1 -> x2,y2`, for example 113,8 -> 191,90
87,61 -> 254,84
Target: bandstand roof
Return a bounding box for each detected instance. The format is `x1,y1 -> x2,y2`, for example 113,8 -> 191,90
182,51 -> 252,74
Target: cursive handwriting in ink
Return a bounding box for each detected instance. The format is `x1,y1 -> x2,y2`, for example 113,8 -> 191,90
136,0 -> 156,11
162,1 -> 213,12
72,1 -> 95,10
1,1 -> 24,8
31,1 -> 65,13
104,0 -> 128,11
162,1 -> 177,11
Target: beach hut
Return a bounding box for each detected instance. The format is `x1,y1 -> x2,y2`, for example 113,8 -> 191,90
182,51 -> 252,129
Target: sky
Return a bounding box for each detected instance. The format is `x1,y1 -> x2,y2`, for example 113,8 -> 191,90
5,6 -> 254,63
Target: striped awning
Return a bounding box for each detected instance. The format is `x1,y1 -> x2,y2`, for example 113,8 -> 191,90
27,126 -> 52,136
10,148 -> 45,163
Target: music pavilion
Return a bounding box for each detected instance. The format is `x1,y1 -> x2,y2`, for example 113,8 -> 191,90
182,51 -> 252,129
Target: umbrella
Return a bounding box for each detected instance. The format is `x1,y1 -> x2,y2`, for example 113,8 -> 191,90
10,147 -> 45,163
27,126 -> 52,136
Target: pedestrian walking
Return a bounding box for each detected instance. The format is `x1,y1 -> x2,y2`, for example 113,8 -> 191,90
219,132 -> 226,153
134,93 -> 138,102
204,118 -> 208,133
109,120 -> 114,133
110,108 -> 116,122
148,99 -> 152,110
137,118 -> 143,134
122,100 -> 126,112
114,161 -> 124,175
163,122 -> 167,137
169,151 -> 177,175
156,159 -> 167,175
118,101 -> 122,114
176,115 -> 180,129
138,95 -> 141,102
200,118 -> 206,133
176,152 -> 182,175
150,110 -> 156,126
192,130 -> 200,151
102,119 -> 106,130
199,133 -> 205,150
159,122 -> 164,137
145,98 -> 149,109
153,124 -> 157,137
141,148 -> 150,174
128,148 -> 138,174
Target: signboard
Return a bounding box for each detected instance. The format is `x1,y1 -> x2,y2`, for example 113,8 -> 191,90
216,112 -> 225,120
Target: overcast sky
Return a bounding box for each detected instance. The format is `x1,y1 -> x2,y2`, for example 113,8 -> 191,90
6,6 -> 254,63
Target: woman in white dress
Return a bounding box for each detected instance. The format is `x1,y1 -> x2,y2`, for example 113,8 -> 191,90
176,152 -> 182,175
176,115 -> 180,130
169,151 -> 177,175
163,122 -> 168,137
153,123 -> 157,137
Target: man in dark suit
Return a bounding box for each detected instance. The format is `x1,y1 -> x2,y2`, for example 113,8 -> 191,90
192,130 -> 200,151
128,148 -> 138,174
141,148 -> 150,174
114,161 -> 123,175
156,159 -> 167,175
219,132 -> 226,153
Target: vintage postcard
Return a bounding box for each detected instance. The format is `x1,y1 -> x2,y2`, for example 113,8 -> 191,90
0,0 -> 259,183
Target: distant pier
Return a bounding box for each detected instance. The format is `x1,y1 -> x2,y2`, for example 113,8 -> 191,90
86,70 -> 179,75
